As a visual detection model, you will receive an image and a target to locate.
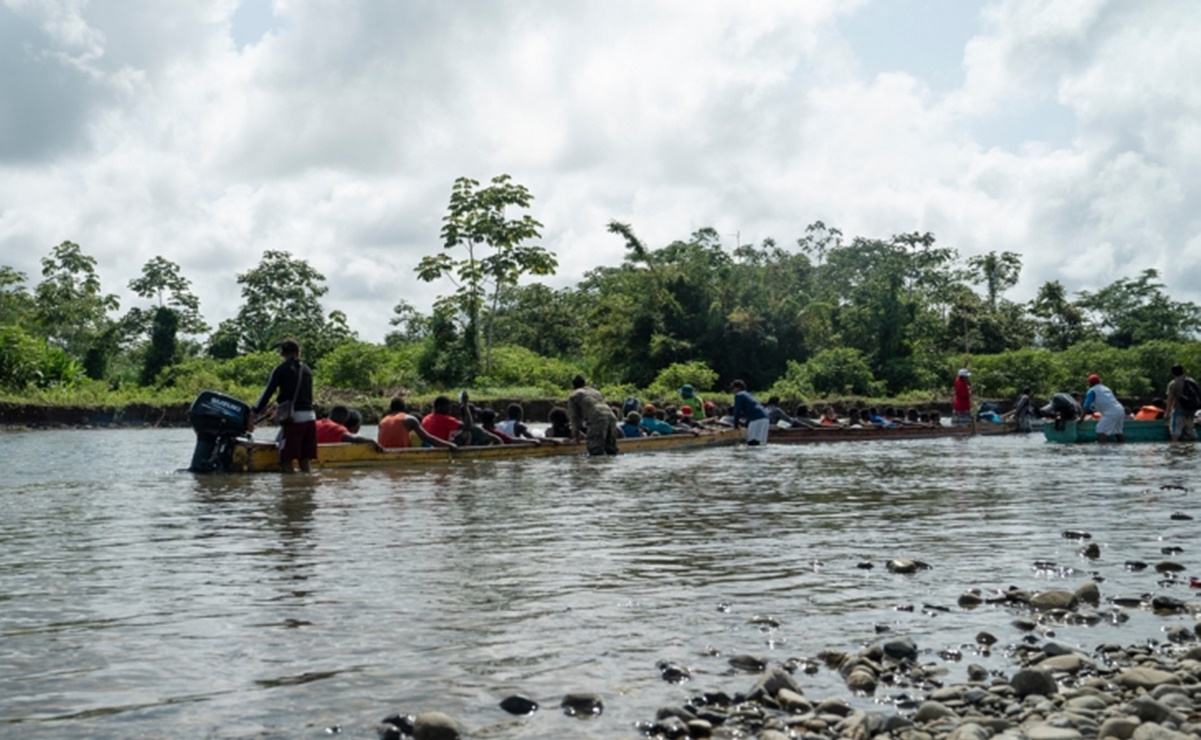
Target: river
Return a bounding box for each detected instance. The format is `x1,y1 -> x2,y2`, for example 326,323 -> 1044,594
0,428 -> 1197,738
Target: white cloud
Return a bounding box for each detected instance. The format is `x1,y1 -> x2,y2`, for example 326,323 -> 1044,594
1,0 -> 1199,342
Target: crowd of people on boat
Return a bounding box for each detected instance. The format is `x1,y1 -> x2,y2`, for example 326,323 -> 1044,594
247,339 -> 1200,470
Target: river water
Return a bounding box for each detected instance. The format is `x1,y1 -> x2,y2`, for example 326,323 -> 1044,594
1,428 -> 1198,738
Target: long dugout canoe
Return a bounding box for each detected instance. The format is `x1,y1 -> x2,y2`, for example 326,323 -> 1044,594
226,427 -> 746,472
768,421 -> 1017,444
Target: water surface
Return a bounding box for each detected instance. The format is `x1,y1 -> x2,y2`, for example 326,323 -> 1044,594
1,429 -> 1197,738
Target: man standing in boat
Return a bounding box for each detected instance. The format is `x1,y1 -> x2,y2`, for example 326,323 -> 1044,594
1165,364 -> 1199,442
252,338 -> 317,473
1082,373 -> 1125,443
568,374 -> 619,455
730,379 -> 770,445
952,368 -> 972,426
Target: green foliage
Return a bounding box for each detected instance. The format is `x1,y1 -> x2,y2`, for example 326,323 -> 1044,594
0,325 -> 82,391
475,344 -> 581,393
1076,269 -> 1201,348
228,250 -> 351,360
791,347 -> 881,396
139,306 -> 179,386
32,241 -> 120,361
766,360 -> 816,401
0,265 -> 32,325
316,340 -> 422,393
970,348 -> 1059,399
127,256 -> 209,336
646,361 -> 719,401
416,174 -> 557,378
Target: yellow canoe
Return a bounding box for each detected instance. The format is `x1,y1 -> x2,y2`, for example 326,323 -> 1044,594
227,427 -> 746,472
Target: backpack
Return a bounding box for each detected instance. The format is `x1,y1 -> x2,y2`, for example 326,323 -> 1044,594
1180,378 -> 1201,413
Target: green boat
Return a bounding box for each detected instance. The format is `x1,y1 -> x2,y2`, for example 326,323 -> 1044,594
1043,418 -> 1171,443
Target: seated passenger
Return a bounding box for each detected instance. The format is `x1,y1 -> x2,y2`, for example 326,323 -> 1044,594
819,406 -> 840,426
378,397 -> 456,450
639,404 -> 676,435
1133,397 -> 1166,420
495,403 -> 552,443
764,396 -> 796,426
345,409 -> 363,435
422,395 -> 470,445
546,406 -> 572,438
479,408 -> 515,443
676,405 -> 704,429
619,411 -> 645,438
317,405 -> 383,451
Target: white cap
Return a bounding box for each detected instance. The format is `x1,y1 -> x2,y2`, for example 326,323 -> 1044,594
958,368 -> 971,377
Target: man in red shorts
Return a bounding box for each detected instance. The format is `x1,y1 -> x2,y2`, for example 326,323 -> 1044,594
252,339 -> 317,472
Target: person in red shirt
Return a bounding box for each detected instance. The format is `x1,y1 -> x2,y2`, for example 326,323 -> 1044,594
316,405 -> 383,451
422,395 -> 466,443
378,397 -> 457,450
952,368 -> 972,426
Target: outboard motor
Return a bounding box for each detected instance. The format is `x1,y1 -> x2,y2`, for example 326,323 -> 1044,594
188,390 -> 251,472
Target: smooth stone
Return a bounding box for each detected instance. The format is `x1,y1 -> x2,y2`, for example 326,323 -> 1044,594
560,692 -> 604,717
913,700 -> 959,722
1042,641 -> 1077,657
1030,590 -> 1079,610
1064,695 -> 1108,711
727,653 -> 767,672
412,712 -> 461,740
1131,724 -> 1193,740
1012,668 -> 1059,698
947,722 -> 990,740
846,668 -> 878,693
1117,668 -> 1181,690
1040,654 -> 1090,673
498,694 -> 538,715
1155,561 -> 1186,573
1074,581 -> 1101,604
751,665 -> 801,699
967,663 -> 990,682
1126,696 -> 1186,726
1098,716 -> 1140,739
882,636 -> 919,661
887,558 -> 930,574
1024,723 -> 1083,739
976,631 -> 998,646
777,687 -> 810,712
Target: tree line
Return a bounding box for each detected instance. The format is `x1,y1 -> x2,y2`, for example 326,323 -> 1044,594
2,174 -> 1200,406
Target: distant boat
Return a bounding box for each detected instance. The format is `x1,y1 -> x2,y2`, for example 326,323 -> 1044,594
768,421 -> 1015,444
1042,419 -> 1170,443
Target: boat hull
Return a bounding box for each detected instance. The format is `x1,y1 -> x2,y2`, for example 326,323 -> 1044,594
1042,419 -> 1171,443
224,427 -> 746,472
768,422 -> 1013,443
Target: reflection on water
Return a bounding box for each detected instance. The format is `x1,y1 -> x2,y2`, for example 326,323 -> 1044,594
0,428 -> 1198,737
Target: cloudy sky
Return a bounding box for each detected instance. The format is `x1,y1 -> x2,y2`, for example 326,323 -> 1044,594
2,0 -> 1199,342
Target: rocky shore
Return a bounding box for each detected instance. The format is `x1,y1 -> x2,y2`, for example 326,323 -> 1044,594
375,554 -> 1201,740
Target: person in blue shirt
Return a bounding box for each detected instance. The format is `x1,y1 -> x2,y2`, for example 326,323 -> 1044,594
619,411 -> 645,438
1082,373 -> 1125,442
730,379 -> 770,445
638,404 -> 677,435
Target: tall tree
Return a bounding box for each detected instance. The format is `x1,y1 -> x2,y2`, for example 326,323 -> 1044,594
1076,269 -> 1201,348
230,250 -> 350,359
0,266 -> 32,325
416,175 -> 557,377
32,241 -> 120,367
127,256 -> 209,336
1029,280 -> 1089,351
967,250 -> 1022,311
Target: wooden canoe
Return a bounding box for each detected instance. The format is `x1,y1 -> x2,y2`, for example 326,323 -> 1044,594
225,427 -> 746,472
1042,419 -> 1171,443
768,421 -> 1017,444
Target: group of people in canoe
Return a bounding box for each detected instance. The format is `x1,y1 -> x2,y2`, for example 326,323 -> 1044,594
1007,364 -> 1201,443
247,339 -> 768,470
